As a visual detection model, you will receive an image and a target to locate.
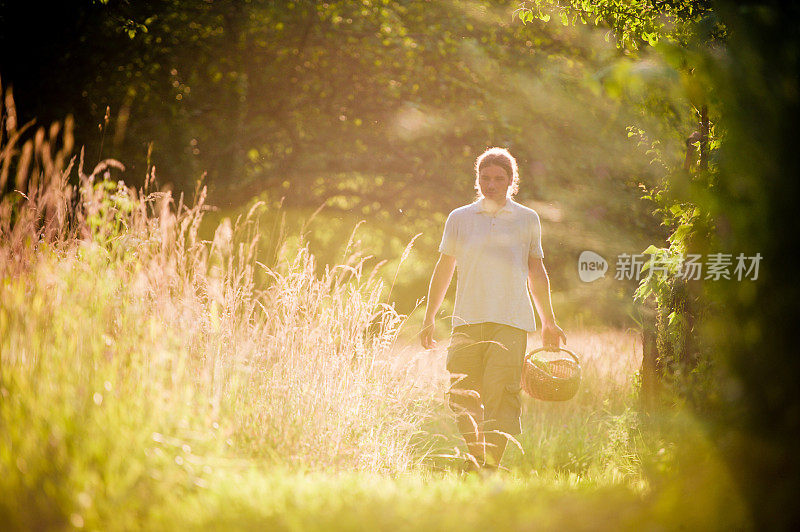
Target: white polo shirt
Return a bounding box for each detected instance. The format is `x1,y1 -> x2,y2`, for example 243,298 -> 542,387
439,198 -> 544,332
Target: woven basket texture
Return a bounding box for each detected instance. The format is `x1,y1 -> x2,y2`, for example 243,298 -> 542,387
521,355 -> 581,402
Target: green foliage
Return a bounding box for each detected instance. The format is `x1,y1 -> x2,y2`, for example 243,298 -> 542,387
693,2 -> 800,527
515,0 -> 729,412
84,175 -> 136,248
515,0 -> 721,50
0,256 -> 215,530
0,1 -> 672,212
632,138 -> 717,409
2,0 -> 682,328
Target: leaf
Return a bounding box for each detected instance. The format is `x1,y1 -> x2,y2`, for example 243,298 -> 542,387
671,224 -> 692,243
642,244 -> 664,255
560,11 -> 569,26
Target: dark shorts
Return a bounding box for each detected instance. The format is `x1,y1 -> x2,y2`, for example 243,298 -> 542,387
446,322 -> 527,435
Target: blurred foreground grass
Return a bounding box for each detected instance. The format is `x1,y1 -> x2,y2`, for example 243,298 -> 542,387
0,92 -> 750,530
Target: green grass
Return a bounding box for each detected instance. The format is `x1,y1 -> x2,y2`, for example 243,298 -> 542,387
0,244 -> 750,530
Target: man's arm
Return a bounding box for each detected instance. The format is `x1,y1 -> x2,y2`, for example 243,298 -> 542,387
419,253 -> 456,349
528,256 -> 567,348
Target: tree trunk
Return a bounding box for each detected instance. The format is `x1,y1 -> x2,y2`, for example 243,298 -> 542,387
699,104 -> 709,170
639,302 -> 660,410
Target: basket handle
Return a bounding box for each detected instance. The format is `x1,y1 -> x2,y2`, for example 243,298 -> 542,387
525,346 -> 580,366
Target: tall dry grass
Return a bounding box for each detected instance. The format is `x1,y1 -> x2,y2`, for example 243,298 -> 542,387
0,85 -> 442,528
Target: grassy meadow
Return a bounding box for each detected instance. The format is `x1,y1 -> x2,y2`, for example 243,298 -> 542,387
0,96 -> 750,530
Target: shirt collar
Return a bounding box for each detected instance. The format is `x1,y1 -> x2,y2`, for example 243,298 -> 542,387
476,198 -> 514,216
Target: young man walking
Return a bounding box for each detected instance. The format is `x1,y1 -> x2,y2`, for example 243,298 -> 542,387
420,147 -> 566,471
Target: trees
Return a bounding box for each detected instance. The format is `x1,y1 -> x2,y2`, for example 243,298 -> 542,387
517,0 -> 725,407
0,2 -> 656,208
2,0 -> 671,319
520,0 -> 800,526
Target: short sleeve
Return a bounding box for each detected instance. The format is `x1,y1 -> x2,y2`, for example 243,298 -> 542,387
439,211 -> 459,256
529,212 -> 544,259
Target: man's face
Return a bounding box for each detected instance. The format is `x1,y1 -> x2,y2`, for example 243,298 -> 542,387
478,164 -> 511,202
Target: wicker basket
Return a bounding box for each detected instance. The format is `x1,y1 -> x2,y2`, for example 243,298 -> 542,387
521,346 -> 581,401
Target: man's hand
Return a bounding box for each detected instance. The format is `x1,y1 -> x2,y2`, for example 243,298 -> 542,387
419,320 -> 437,350
420,254 -> 455,350
541,320 -> 567,349
528,257 -> 566,349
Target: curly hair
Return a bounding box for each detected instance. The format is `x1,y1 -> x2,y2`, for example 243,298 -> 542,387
474,147 -> 519,198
